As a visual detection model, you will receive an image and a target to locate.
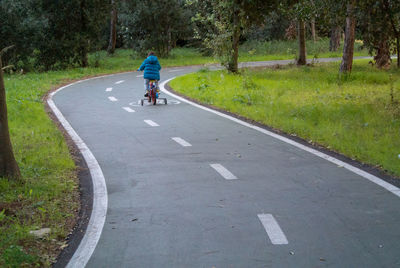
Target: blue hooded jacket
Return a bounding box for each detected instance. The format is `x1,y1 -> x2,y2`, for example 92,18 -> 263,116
138,55 -> 161,80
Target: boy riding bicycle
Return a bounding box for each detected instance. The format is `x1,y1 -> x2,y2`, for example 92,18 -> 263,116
137,51 -> 161,97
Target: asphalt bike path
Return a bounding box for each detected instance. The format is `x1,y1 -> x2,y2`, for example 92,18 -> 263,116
51,58 -> 400,267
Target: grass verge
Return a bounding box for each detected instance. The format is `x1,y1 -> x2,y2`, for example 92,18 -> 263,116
169,60 -> 400,177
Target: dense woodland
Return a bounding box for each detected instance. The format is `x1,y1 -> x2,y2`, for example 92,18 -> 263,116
1,0 -> 400,73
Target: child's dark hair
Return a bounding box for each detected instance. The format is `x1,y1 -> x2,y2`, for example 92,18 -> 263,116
148,51 -> 155,57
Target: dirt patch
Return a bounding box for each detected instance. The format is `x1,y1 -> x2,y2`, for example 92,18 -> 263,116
0,201 -> 23,217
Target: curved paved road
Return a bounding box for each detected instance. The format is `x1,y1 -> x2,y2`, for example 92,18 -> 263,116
53,60 -> 400,267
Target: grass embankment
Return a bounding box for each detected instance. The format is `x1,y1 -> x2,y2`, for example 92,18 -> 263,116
0,41 -> 370,266
1,72 -> 78,266
170,61 -> 400,177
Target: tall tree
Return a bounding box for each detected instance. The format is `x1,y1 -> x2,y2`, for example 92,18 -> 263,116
120,0 -> 192,57
0,0 -> 43,71
311,18 -> 317,43
0,47 -> 21,180
297,19 -> 307,65
383,0 -> 400,68
359,0 -> 400,68
230,4 -> 241,73
37,0 -> 109,70
339,0 -> 356,73
330,26 -> 342,52
313,0 -> 346,52
79,0 -> 89,67
281,0 -> 316,65
189,0 -> 275,72
107,0 -> 117,55
310,0 -> 317,42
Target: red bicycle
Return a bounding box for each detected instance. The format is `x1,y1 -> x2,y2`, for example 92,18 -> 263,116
141,80 -> 167,106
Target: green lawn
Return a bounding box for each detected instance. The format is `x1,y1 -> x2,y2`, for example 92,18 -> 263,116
170,60 -> 400,177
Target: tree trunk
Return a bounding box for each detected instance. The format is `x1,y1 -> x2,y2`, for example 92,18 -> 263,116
81,43 -> 88,67
167,27 -> 172,54
107,0 -> 117,55
397,37 -> 400,68
297,19 -> 307,65
80,0 -> 88,67
329,26 -> 341,52
311,18 -> 317,43
228,9 -> 240,73
167,14 -> 172,55
374,39 -> 391,69
0,54 -> 21,180
382,0 -> 400,68
285,21 -> 297,40
339,0 -> 356,74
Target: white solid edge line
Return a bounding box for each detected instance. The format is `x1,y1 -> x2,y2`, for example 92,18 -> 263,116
144,120 -> 159,127
172,137 -> 192,147
258,214 -> 288,245
160,78 -> 400,198
108,96 -> 118,102
47,77 -> 109,268
123,107 -> 135,113
210,163 -> 238,180
106,87 -> 112,92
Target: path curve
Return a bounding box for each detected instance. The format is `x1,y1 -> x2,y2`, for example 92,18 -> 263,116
50,57 -> 400,267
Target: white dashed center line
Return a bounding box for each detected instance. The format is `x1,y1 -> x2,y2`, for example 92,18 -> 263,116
108,96 -> 118,102
136,75 -> 144,78
106,87 -> 113,92
115,80 -> 125,84
210,164 -> 238,180
257,214 -> 288,245
168,69 -> 184,73
123,107 -> 135,113
172,137 -> 192,147
144,120 -> 159,127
